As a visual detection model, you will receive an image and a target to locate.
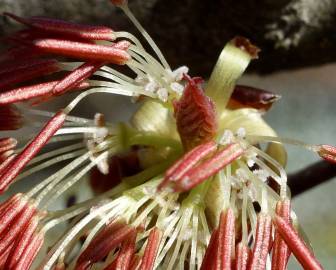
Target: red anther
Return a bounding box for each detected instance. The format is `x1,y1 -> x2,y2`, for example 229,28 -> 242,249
0,80 -> 89,105
4,13 -> 116,41
33,39 -> 130,64
113,40 -> 131,50
175,143 -> 244,192
228,85 -> 281,111
158,141 -> 217,190
248,214 -> 272,270
12,230 -> 44,270
272,199 -> 291,270
138,227 -> 161,270
0,111 -> 66,193
5,216 -> 39,269
76,220 -> 135,270
174,75 -> 217,150
53,61 -> 104,95
0,154 -> 16,178
0,105 -> 23,130
215,208 -> 235,270
0,201 -> 37,254
0,59 -> 60,90
200,228 -> 219,270
235,243 -> 250,270
318,144 -> 336,164
273,215 -> 323,270
104,230 -> 136,270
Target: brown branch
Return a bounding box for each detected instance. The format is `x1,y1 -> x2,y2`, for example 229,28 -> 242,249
288,161 -> 336,197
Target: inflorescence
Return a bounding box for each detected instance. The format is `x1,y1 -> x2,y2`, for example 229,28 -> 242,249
0,0 -> 334,269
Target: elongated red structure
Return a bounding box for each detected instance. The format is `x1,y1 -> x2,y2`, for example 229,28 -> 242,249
235,243 -> 250,270
175,143 -> 244,192
159,141 -> 217,190
0,80 -> 90,105
4,13 -> 116,41
53,61 -> 104,95
273,215 -> 323,270
138,227 -> 161,270
248,214 -> 272,270
76,220 -> 135,270
33,39 -> 130,64
0,111 -> 66,193
272,200 -> 291,270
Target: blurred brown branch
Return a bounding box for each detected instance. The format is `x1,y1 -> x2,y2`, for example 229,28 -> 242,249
288,161 -> 336,196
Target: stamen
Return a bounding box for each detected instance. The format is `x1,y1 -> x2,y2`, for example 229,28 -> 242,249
0,111 -> 66,193
235,243 -> 250,270
175,143 -> 244,192
76,220 -> 136,269
248,214 -> 272,270
138,227 -> 161,270
271,199 -> 291,270
0,80 -> 89,105
4,13 -> 116,41
273,215 -> 323,270
114,2 -> 171,70
52,61 -> 104,95
216,208 -> 235,270
159,141 -> 217,190
33,39 -> 130,64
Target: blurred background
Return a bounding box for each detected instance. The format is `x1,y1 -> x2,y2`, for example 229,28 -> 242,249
1,0 -> 336,268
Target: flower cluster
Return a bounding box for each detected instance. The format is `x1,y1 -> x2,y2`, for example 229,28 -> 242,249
0,0 -> 335,269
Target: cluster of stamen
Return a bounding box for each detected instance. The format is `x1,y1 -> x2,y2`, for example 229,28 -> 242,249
0,0 -> 334,269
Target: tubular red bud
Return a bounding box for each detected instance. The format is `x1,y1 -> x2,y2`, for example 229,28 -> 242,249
138,227 -> 161,270
4,13 -> 116,41
0,59 -> 60,90
175,75 -> 217,150
33,39 -> 130,64
175,143 -> 244,192
318,144 -> 336,163
0,105 -> 23,130
0,111 -> 66,193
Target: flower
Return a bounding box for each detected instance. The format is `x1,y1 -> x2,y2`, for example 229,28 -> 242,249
0,1 -> 335,270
